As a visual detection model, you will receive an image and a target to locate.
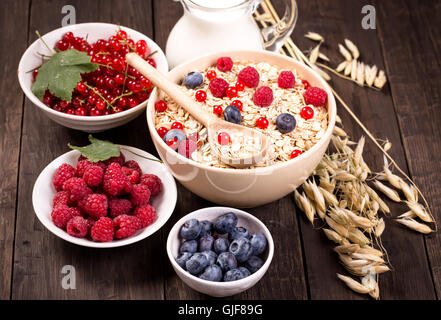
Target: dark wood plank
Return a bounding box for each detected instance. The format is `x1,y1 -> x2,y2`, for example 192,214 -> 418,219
0,0 -> 30,300
12,0 -> 165,299
375,0 -> 441,298
153,0 -> 308,300
291,0 -> 436,299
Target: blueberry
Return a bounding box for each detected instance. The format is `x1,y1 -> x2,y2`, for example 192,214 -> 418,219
216,252 -> 237,272
199,220 -> 213,236
199,235 -> 214,252
223,106 -> 242,124
180,219 -> 202,240
214,238 -> 230,254
245,256 -> 264,273
201,250 -> 217,265
213,212 -> 238,234
179,240 -> 198,254
250,232 -> 267,256
199,264 -> 223,282
183,72 -> 203,89
276,113 -> 296,134
175,252 -> 193,270
223,267 -> 251,282
229,226 -> 250,241
185,252 -> 209,275
229,238 -> 253,263
163,129 -> 187,148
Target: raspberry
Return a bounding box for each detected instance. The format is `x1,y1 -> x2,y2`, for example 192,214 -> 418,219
140,174 -> 162,196
109,199 -> 133,217
70,207 -> 83,217
104,152 -> 125,166
51,205 -> 74,229
86,217 -> 96,235
91,217 -> 114,242
253,86 -> 273,107
278,71 -> 296,89
52,191 -> 70,208
62,177 -> 88,202
303,87 -> 328,107
216,57 -> 233,72
103,163 -> 131,196
122,166 -> 140,184
53,163 -> 75,191
113,214 -> 142,239
238,66 -> 260,88
76,159 -> 106,177
75,159 -> 92,177
134,204 -> 157,228
123,160 -> 142,175
81,194 -> 108,219
130,184 -> 151,206
83,165 -> 104,187
66,216 -> 88,238
209,78 -> 229,98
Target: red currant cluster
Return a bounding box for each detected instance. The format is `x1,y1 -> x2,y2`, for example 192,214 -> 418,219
33,30 -> 156,117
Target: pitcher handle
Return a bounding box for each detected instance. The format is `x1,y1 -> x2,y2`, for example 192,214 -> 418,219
260,0 -> 298,52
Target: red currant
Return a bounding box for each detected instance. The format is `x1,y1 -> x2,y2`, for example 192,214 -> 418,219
302,80 -> 311,90
62,32 -> 74,43
89,107 -> 102,116
207,70 -> 217,81
111,58 -> 125,72
117,97 -> 128,108
226,87 -> 238,99
75,107 -> 88,116
56,40 -> 69,51
155,100 -> 168,112
195,90 -> 207,102
128,97 -> 138,108
136,40 -> 147,56
140,76 -> 152,88
116,30 -> 127,40
76,82 -> 87,94
157,127 -> 168,138
255,117 -> 269,130
114,74 -> 125,85
300,106 -> 314,120
290,149 -> 303,159
231,100 -> 243,111
171,122 -> 184,130
105,77 -> 117,89
112,106 -> 124,113
217,132 -> 231,145
213,105 -> 223,117
96,99 -> 106,111
166,138 -> 178,149
32,69 -> 39,81
131,81 -> 143,93
59,100 -> 71,109
66,108 -> 75,115
146,58 -> 156,68
235,81 -> 245,91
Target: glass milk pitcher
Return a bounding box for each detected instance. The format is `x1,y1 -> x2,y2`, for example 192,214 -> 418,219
166,0 -> 298,68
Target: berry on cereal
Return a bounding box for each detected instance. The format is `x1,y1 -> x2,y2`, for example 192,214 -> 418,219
216,57 -> 233,72
253,86 -> 273,107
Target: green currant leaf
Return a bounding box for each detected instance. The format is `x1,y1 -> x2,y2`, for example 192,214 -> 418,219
32,49 -> 98,102
68,135 -> 121,163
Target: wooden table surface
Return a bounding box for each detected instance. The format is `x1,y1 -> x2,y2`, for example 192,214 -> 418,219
1,0 -> 440,300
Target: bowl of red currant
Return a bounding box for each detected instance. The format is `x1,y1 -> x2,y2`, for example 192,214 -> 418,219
18,23 -> 168,132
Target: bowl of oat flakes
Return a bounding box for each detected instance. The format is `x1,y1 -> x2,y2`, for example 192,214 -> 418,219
146,50 -> 336,207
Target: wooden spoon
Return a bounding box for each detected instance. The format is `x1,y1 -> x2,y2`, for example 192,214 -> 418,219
126,53 -> 269,168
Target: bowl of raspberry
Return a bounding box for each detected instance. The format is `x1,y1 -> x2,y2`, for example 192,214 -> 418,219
32,145 -> 177,248
146,50 -> 336,207
18,23 -> 168,132
167,207 -> 274,297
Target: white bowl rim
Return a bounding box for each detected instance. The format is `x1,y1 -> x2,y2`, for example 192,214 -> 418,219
166,206 -> 274,286
32,145 -> 177,248
18,22 -> 168,122
147,49 -> 336,174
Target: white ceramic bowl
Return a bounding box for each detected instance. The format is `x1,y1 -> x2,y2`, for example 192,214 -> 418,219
146,50 -> 336,207
32,146 -> 177,248
167,207 -> 274,297
18,23 -> 168,132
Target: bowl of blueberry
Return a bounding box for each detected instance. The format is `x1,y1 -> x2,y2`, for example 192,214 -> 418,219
166,207 -> 274,297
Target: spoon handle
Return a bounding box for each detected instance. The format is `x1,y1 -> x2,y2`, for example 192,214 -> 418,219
126,53 -> 213,127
